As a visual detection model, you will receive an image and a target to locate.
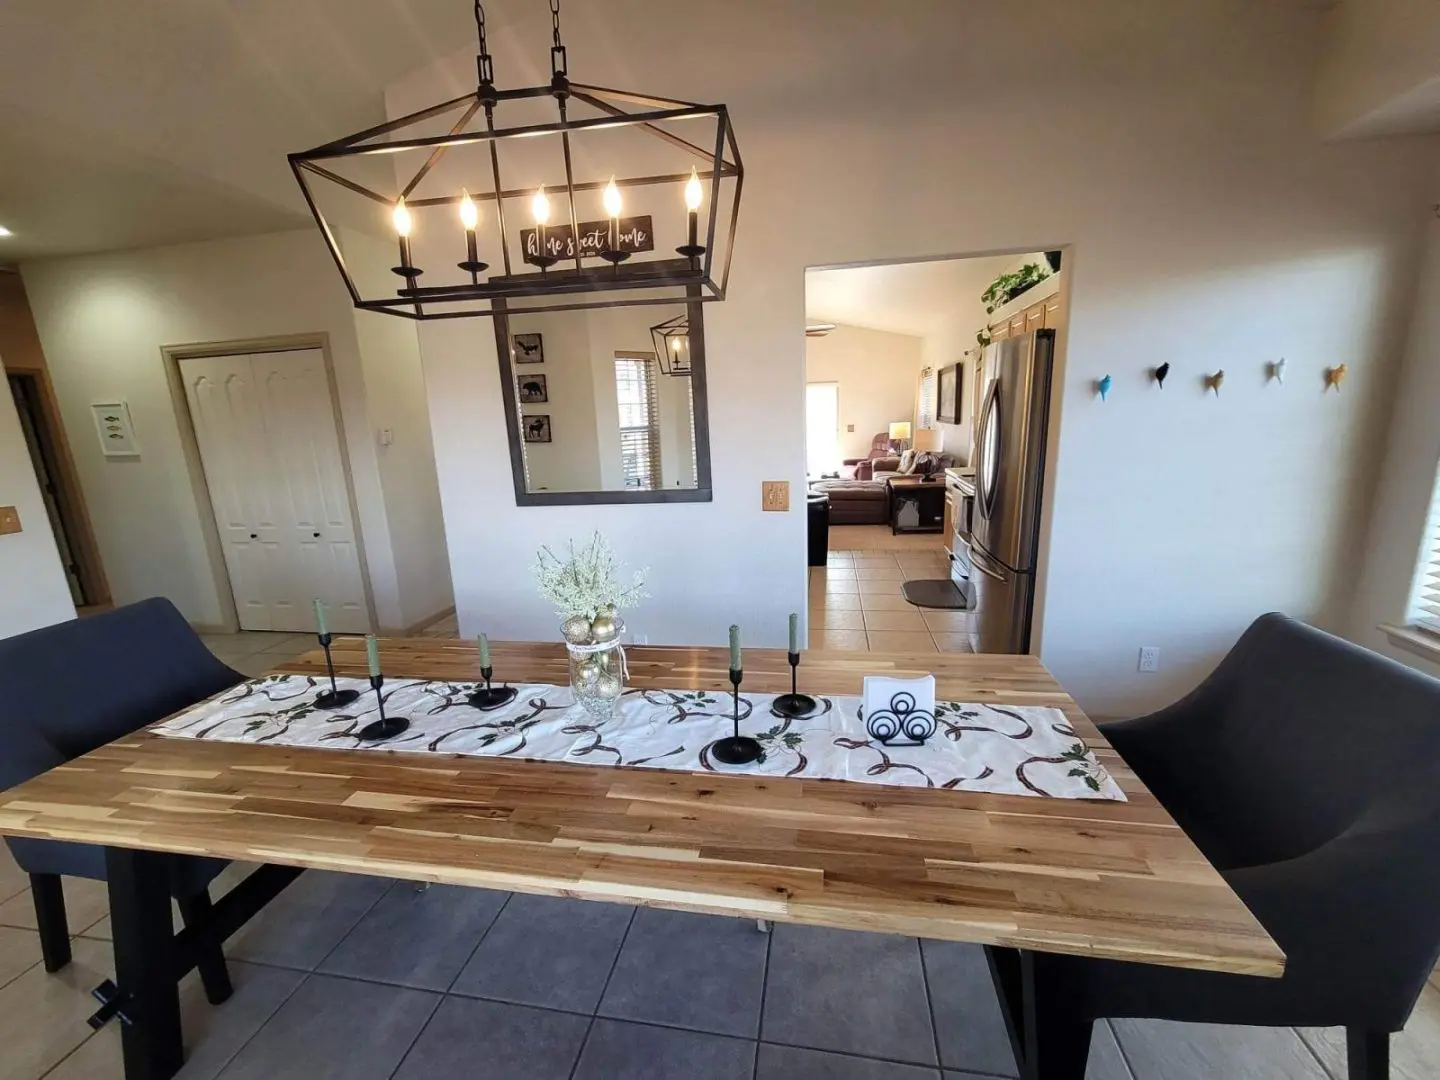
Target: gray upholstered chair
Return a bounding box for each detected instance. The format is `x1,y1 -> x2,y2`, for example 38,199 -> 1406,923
0,598 -> 243,1003
1044,613 -> 1440,1080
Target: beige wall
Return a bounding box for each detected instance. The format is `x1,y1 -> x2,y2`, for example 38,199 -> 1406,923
393,0 -> 1437,717
20,229 -> 452,632
804,324 -> 925,461
1349,191 -> 1440,677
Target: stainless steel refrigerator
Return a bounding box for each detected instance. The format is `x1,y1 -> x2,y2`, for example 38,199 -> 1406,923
968,328 -> 1056,654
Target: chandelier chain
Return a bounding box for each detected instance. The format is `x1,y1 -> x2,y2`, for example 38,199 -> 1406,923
550,0 -> 562,48
474,0 -> 495,86
549,0 -> 567,79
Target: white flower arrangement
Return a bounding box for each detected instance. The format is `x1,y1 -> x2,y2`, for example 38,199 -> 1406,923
531,532 -> 648,621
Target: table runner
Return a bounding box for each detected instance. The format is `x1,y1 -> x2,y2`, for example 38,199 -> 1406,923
154,674 -> 1124,801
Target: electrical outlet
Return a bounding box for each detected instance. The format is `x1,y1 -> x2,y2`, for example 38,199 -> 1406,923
632,633 -> 648,645
761,480 -> 790,511
1138,646 -> 1160,673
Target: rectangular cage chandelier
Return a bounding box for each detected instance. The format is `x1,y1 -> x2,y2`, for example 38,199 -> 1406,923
289,0 -> 742,321
650,312 -> 692,376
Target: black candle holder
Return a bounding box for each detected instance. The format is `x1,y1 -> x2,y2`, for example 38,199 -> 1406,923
598,247 -> 631,268
712,668 -> 762,765
357,674 -> 409,741
771,651 -> 818,718
674,242 -> 706,268
457,259 -> 489,281
313,633 -> 361,710
468,666 -> 518,711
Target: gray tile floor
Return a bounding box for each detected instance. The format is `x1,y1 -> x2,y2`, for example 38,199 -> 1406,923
0,631 -> 1436,1078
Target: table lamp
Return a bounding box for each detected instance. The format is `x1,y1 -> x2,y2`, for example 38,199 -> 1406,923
888,421 -> 912,452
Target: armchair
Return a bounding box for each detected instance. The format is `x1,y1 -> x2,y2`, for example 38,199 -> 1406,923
997,613 -> 1440,1080
841,433 -> 891,479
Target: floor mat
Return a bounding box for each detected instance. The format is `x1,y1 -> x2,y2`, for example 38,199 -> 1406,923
902,578 -> 968,609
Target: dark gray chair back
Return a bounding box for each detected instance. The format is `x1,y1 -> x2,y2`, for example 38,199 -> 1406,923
1115,613 -> 1440,870
0,598 -> 242,873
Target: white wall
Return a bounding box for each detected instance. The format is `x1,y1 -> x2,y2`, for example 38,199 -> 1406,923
508,310 -> 604,493
804,324 -> 924,461
391,0 -> 1436,714
1316,0 -> 1440,138
0,362 -> 76,638
1349,192 -> 1440,678
21,229 -> 450,633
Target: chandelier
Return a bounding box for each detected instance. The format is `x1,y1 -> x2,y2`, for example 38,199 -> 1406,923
289,0 -> 743,320
649,312 -> 692,376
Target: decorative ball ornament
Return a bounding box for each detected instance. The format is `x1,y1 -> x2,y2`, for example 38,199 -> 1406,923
562,616 -> 593,644
595,673 -> 623,699
590,613 -> 619,643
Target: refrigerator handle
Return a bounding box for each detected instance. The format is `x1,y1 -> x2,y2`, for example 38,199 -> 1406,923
970,542 -> 1007,582
975,378 -> 1000,519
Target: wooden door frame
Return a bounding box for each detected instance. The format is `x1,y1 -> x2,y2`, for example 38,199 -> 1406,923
161,333 -> 379,635
3,362 -> 111,606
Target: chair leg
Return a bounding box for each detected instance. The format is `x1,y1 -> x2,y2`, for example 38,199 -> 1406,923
177,890 -> 233,1005
30,873 -> 72,973
1346,1028 -> 1389,1080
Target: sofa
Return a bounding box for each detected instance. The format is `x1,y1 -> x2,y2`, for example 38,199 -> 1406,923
854,451 -> 956,482
809,479 -> 890,524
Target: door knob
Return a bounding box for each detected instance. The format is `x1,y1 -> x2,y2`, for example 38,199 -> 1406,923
249,533 -> 258,539
312,532 -> 321,538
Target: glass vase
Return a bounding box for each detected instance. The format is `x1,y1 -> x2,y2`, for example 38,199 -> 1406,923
566,625 -> 626,719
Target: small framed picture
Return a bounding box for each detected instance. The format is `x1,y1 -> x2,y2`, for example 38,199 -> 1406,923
522,414 -> 552,443
517,373 -> 548,403
91,401 -> 140,457
512,332 -> 545,364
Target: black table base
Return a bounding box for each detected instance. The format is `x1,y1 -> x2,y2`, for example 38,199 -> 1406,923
984,946 -> 1094,1080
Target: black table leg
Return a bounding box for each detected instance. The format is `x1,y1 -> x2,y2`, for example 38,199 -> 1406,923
106,848 -> 184,1080
985,946 -> 1093,1080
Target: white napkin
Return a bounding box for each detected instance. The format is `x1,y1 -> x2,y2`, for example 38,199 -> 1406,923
862,674 -> 938,744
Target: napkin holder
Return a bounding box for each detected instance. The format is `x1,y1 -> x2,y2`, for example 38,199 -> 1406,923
861,674 -> 938,747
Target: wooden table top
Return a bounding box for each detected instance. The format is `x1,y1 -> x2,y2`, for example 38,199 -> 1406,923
0,639 -> 1283,976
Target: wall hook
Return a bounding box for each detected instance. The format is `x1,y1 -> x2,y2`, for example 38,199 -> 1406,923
1153,362 -> 1170,389
1269,358 -> 1287,385
1096,374 -> 1113,401
1206,370 -> 1225,396
1325,363 -> 1347,392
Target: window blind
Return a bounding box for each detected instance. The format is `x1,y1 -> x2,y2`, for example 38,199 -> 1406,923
614,355 -> 661,490
1408,459 -> 1440,633
918,367 -> 937,429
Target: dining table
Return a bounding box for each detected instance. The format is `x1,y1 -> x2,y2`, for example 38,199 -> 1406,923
0,638 -> 1284,1080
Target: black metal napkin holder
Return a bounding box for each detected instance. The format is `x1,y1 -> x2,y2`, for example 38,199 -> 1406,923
468,666 -> 518,711
771,651 -> 818,718
860,691 -> 937,747
313,633 -> 361,710
357,674 -> 409,741
712,668 -> 762,765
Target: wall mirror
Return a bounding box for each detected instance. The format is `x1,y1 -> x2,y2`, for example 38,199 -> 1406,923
494,292 -> 713,504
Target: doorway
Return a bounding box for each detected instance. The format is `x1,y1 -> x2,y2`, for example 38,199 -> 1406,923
7,372 -> 106,608
177,347 -> 370,633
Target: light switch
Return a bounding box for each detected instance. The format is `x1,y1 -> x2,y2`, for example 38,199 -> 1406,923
378,428 -> 395,447
0,506 -> 20,535
761,481 -> 790,512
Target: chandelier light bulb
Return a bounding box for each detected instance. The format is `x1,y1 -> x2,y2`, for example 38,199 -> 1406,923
602,177 -> 623,218
531,186 -> 551,226
672,337 -> 682,352
459,189 -> 479,230
684,167 -> 703,211
391,198 -> 412,237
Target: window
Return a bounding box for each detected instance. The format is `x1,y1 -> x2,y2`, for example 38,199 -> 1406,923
615,355 -> 661,489
805,381 -> 840,477
1407,460 -> 1440,634
917,367 -> 937,429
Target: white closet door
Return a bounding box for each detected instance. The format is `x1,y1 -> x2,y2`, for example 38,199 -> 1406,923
182,349 -> 368,634
249,350 -> 367,633
182,354 -> 282,630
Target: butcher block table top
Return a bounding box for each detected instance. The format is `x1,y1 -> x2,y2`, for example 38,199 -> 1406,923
0,639 -> 1283,976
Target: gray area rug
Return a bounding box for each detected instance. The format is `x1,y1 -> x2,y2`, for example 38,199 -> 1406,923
902,578 -> 968,610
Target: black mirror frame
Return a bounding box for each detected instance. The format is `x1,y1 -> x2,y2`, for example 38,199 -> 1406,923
494,287 -> 714,505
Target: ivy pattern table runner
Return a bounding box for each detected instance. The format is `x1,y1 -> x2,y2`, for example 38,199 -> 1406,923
153,675 -> 1124,801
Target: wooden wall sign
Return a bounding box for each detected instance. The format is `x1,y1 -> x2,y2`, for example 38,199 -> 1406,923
521,216 -> 654,264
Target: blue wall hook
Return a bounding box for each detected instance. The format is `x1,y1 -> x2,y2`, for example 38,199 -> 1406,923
1097,374 -> 1113,401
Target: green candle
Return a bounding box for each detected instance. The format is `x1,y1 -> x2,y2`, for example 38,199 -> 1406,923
478,633 -> 491,670
312,598 -> 328,637
788,613 -> 799,654
365,634 -> 381,678
729,624 -> 741,671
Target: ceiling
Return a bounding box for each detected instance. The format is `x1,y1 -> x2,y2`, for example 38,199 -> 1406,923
0,1 -> 1425,263
805,254 -> 1035,337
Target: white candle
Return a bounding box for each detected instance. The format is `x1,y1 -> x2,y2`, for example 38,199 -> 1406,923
478,633 -> 491,670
